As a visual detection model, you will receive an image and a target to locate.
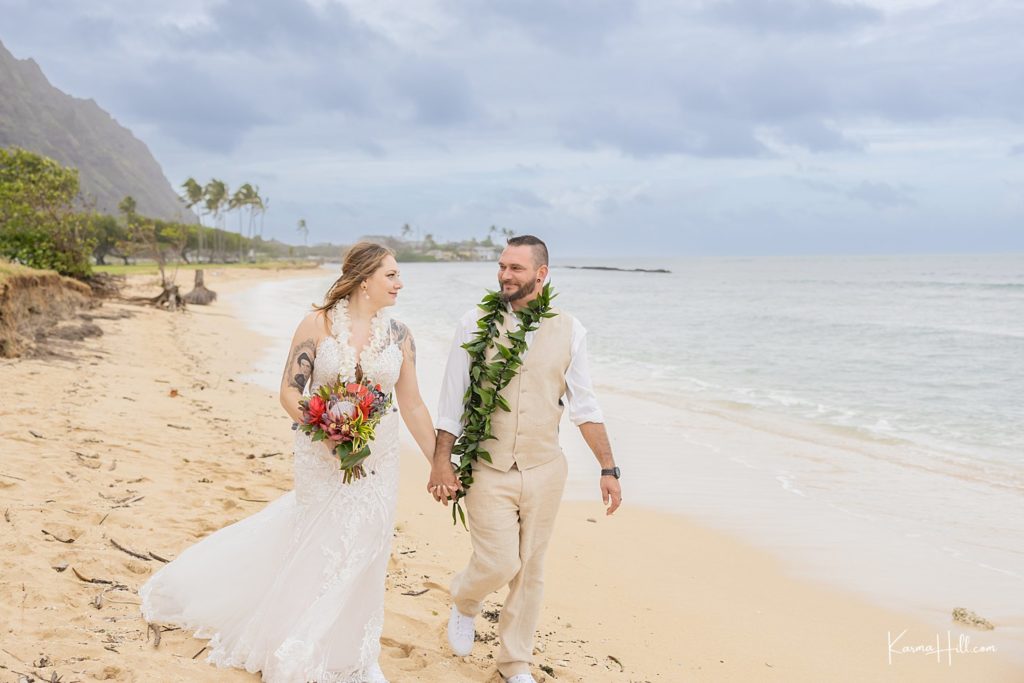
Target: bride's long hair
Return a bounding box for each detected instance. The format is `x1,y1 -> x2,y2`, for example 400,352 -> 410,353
315,241 -> 396,313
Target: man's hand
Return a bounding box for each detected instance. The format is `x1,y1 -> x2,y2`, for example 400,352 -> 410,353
427,461 -> 461,505
600,475 -> 622,515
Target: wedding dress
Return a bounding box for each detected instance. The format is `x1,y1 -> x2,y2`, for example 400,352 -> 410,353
140,299 -> 403,682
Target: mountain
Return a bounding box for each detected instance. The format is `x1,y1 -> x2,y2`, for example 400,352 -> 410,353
0,39 -> 194,221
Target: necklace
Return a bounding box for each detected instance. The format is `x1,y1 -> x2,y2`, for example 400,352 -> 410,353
450,283 -> 557,527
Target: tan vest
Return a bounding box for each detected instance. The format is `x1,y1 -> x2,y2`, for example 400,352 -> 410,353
477,306 -> 573,472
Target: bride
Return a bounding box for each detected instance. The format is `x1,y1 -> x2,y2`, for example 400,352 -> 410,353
140,242 -> 442,682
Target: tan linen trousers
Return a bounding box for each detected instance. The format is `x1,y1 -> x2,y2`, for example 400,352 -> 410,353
451,454 -> 569,678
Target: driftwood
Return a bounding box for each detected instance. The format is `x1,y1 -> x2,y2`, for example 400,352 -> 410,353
128,285 -> 186,311
40,529 -> 75,544
83,272 -> 124,298
152,284 -> 186,311
71,567 -> 124,588
110,538 -> 151,562
183,269 -> 217,305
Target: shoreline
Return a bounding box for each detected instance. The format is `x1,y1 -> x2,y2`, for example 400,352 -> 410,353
0,267 -> 1021,681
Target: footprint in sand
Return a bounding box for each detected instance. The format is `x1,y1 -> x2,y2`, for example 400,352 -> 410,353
380,636 -> 430,674
125,560 -> 149,575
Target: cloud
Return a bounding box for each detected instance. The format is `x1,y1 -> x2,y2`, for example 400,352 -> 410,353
3,0 -> 1023,253
115,58 -> 279,152
178,0 -> 376,56
392,61 -> 476,127
702,0 -> 883,34
456,0 -> 638,49
560,108 -> 769,159
846,181 -> 915,209
773,118 -> 861,152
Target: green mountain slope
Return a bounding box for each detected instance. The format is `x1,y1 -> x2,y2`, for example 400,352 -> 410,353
0,39 -> 193,221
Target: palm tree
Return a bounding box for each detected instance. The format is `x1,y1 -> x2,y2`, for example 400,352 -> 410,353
401,223 -> 412,241
297,218 -> 308,247
230,183 -> 259,262
204,179 -> 228,261
259,195 -> 269,241
118,195 -> 137,222
180,178 -> 205,261
250,185 -> 264,244
501,227 -> 515,239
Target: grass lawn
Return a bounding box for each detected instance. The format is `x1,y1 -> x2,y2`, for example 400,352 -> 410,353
93,260 -> 322,276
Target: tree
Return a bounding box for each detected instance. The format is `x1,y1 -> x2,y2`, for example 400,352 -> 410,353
181,177 -> 205,261
230,184 -> 253,262
203,179 -> 228,260
0,148 -> 94,277
297,218 -> 308,246
119,195 -> 189,296
401,223 -> 413,240
90,213 -> 128,265
258,194 -> 269,240
249,185 -> 265,245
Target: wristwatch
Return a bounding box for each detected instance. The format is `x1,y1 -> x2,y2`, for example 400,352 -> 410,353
601,467 -> 620,479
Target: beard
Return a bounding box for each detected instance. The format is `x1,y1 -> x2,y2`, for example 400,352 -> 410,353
499,278 -> 537,303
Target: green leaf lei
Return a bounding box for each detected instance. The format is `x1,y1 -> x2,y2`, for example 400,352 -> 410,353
450,283 -> 557,527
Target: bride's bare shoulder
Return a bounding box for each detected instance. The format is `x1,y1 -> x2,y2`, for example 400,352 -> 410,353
294,308 -> 333,343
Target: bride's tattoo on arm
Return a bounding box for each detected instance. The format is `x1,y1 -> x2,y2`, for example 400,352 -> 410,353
285,340 -> 316,391
391,320 -> 416,365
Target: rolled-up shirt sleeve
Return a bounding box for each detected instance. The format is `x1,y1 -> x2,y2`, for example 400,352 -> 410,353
435,309 -> 476,437
565,317 -> 605,425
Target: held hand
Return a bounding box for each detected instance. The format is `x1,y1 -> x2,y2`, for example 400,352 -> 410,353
427,462 -> 461,506
600,475 -> 622,516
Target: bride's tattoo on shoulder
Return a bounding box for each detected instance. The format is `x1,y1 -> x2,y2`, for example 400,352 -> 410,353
286,339 -> 316,391
390,320 -> 416,364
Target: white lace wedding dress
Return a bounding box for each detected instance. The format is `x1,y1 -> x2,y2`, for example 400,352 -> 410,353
140,300 -> 403,682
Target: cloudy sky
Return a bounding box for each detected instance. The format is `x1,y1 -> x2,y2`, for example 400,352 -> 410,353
3,0 -> 1023,257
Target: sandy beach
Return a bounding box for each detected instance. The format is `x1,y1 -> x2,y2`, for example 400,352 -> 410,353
1,267 -> 1021,682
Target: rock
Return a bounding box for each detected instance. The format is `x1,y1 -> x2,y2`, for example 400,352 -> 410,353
952,607 -> 994,630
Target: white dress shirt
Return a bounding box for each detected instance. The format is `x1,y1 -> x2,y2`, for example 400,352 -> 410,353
436,306 -> 605,438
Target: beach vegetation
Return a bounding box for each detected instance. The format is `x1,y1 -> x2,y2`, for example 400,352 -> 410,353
0,147 -> 94,278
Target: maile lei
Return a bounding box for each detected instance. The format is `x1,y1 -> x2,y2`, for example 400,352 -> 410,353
450,283 -> 557,527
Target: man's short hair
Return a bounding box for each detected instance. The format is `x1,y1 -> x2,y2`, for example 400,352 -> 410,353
506,234 -> 549,267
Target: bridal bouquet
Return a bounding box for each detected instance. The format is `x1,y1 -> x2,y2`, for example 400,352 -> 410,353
298,379 -> 393,483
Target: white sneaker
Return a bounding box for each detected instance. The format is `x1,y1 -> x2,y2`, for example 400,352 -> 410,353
447,605 -> 475,656
505,675 -> 538,683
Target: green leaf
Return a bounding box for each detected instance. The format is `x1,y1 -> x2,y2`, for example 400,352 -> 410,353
451,285 -> 557,530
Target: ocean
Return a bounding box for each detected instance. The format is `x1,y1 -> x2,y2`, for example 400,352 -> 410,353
228,253 -> 1024,650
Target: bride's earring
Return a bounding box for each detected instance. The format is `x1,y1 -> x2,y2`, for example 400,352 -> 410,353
362,284 -> 369,301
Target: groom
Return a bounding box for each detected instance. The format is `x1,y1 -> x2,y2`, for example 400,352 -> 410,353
428,235 -> 622,683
